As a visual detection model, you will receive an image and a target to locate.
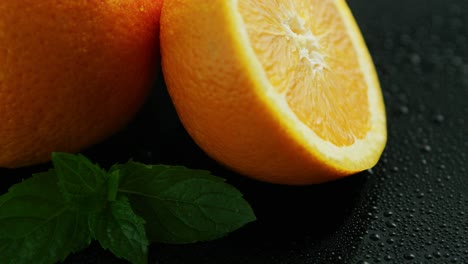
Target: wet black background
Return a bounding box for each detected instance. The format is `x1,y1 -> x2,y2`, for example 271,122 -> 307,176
1,0 -> 467,263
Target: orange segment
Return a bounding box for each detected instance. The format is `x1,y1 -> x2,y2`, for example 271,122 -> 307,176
161,0 -> 387,185
238,0 -> 370,146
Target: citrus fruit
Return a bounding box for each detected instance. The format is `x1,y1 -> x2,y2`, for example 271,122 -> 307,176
0,0 -> 163,168
161,0 -> 387,185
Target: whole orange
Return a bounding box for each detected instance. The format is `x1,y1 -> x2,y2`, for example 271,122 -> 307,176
0,0 -> 162,168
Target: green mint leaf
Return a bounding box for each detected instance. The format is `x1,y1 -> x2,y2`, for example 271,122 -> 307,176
0,170 -> 91,264
89,195 -> 148,264
114,161 -> 256,244
52,152 -> 108,212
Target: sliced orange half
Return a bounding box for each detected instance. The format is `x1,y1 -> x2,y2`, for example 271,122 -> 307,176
161,0 -> 387,185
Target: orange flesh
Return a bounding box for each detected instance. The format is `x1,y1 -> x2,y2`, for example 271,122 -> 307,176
238,0 -> 370,146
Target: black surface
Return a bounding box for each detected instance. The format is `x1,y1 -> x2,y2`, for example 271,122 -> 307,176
1,0 -> 467,263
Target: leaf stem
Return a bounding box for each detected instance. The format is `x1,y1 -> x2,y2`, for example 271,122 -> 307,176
107,171 -> 120,202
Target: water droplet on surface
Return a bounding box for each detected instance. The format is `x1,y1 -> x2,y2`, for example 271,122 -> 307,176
383,211 -> 393,217
398,105 -> 409,115
370,234 -> 381,241
410,53 -> 421,65
356,261 -> 371,264
404,253 -> 415,260
421,145 -> 432,152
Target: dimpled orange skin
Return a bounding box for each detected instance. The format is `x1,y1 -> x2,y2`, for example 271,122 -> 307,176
0,0 -> 162,168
